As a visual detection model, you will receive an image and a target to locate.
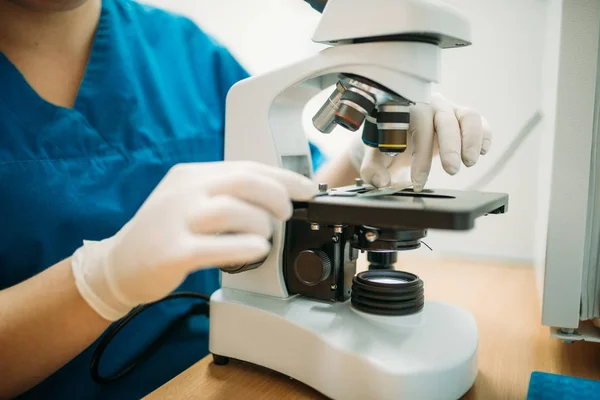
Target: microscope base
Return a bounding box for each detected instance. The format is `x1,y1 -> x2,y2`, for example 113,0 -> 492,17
209,289 -> 478,400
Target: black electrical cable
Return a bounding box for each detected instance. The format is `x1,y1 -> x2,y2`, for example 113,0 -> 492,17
90,291 -> 210,384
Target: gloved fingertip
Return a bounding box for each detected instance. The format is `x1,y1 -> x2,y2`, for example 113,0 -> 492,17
411,172 -> 428,193
240,235 -> 272,258
481,139 -> 491,155
412,183 -> 424,193
280,202 -> 294,221
441,153 -> 461,175
371,174 -> 382,188
296,180 -> 319,200
371,173 -> 390,188
463,148 -> 480,167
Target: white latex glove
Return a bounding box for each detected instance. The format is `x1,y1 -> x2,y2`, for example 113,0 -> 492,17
348,93 -> 492,191
71,161 -> 317,321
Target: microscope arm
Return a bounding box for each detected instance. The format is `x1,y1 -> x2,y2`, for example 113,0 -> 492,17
225,41 -> 438,174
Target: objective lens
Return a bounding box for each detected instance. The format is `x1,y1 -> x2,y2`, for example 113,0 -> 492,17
361,109 -> 379,148
334,86 -> 376,131
377,103 -> 410,154
312,82 -> 345,134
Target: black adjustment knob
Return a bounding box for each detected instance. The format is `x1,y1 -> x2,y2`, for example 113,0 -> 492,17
294,249 -> 332,286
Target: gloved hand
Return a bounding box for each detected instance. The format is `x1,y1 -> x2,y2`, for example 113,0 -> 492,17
71,162 -> 317,321
348,93 -> 492,191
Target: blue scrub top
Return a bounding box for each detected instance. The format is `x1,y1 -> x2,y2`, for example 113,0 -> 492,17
0,0 -> 325,398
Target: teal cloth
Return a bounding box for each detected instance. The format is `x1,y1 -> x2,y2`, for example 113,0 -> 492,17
527,371 -> 600,400
0,0 -> 325,398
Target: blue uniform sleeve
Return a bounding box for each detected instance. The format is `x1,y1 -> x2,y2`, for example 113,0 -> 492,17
185,23 -> 327,172
309,142 -> 326,173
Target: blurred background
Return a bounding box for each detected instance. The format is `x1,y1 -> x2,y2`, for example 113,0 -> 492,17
140,0 -> 555,266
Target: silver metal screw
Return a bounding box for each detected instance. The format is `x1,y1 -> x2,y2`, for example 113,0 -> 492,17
333,225 -> 343,233
332,236 -> 339,243
559,327 -> 577,343
318,183 -> 328,192
365,231 -> 379,242
355,178 -> 363,186
330,284 -> 337,290
310,223 -> 320,231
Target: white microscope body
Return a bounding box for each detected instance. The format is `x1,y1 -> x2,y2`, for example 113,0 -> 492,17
209,1 -> 479,399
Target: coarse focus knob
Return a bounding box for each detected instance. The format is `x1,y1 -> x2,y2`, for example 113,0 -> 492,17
294,249 -> 332,286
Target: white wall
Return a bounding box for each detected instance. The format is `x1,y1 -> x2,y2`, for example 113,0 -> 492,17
404,0 -> 548,262
141,0 -> 549,263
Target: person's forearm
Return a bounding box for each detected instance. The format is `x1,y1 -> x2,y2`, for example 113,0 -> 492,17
314,152 -> 359,187
0,258 -> 110,398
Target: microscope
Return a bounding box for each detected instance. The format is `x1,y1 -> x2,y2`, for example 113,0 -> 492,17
209,1 -> 509,399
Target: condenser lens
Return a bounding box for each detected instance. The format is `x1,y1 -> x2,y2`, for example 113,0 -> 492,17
367,277 -> 410,284
351,270 -> 424,316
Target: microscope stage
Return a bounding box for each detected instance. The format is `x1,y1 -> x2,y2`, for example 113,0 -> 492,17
293,186 -> 508,230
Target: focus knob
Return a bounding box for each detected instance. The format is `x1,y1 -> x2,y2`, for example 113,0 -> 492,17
294,249 -> 332,286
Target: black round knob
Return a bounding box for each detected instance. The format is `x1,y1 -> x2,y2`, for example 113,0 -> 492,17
294,249 -> 332,286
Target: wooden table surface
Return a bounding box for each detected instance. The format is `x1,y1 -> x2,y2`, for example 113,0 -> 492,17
146,255 -> 600,400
